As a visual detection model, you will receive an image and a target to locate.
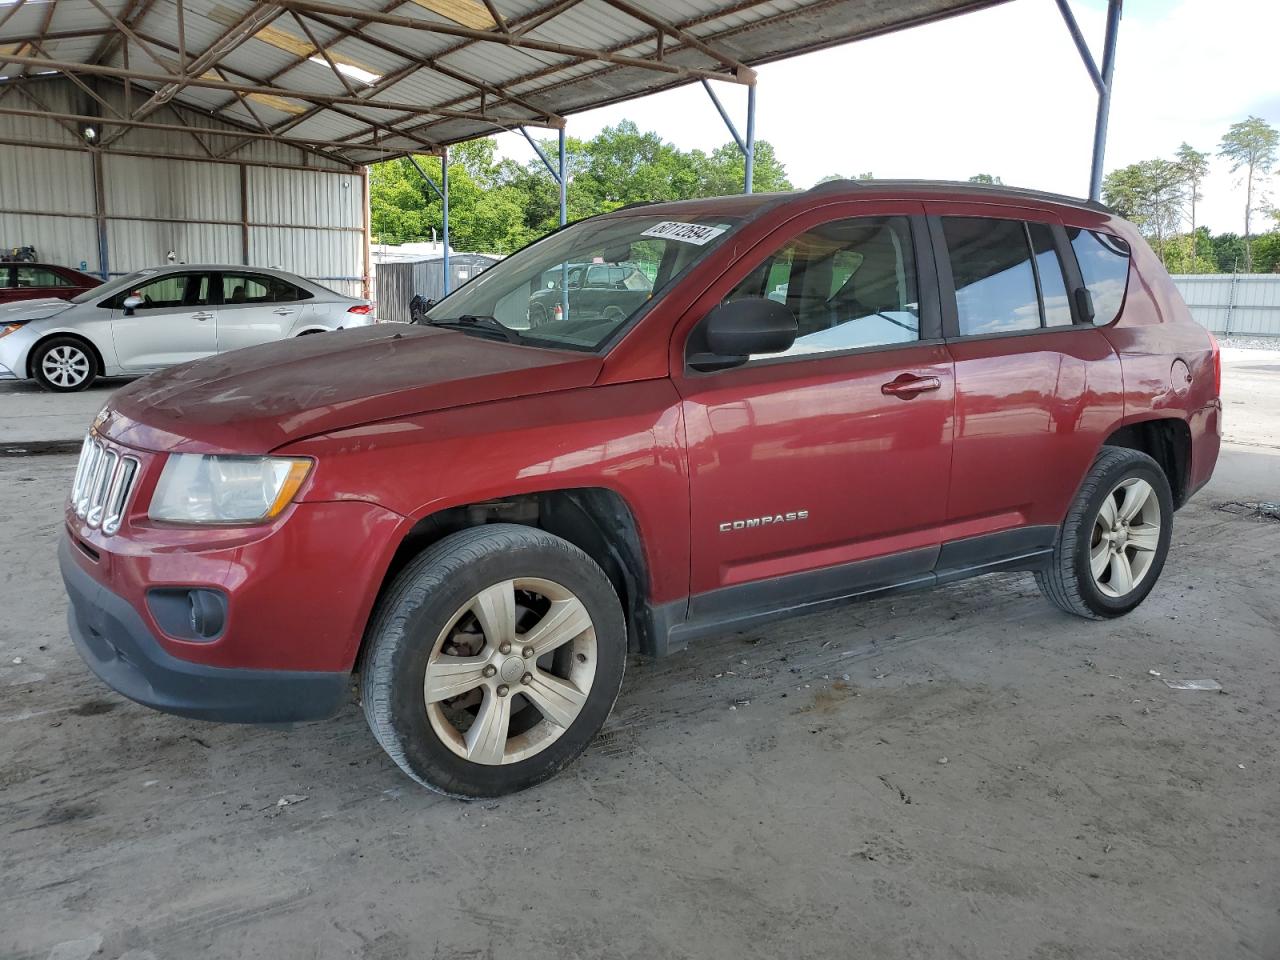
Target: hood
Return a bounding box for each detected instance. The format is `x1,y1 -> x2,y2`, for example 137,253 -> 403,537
2,298 -> 73,322
102,324 -> 603,454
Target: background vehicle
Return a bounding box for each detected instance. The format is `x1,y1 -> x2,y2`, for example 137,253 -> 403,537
1,262 -> 101,304
61,182 -> 1220,799
0,264 -> 376,391
525,260 -> 653,328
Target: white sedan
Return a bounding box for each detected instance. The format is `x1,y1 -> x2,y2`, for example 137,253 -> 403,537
0,264 -> 377,391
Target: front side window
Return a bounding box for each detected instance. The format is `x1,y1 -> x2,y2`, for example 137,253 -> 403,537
109,273 -> 211,311
726,216 -> 920,358
1069,228 -> 1131,325
16,267 -> 70,288
428,214 -> 738,351
943,217 -> 1041,335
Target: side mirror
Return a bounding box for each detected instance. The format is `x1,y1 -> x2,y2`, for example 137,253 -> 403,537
1074,287 -> 1095,324
688,298 -> 797,371
122,295 -> 143,316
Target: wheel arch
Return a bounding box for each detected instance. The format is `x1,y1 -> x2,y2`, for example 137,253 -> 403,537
26,330 -> 106,379
358,486 -> 659,669
1102,415 -> 1192,508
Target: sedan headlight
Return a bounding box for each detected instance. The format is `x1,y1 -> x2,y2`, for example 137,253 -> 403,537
149,455 -> 312,524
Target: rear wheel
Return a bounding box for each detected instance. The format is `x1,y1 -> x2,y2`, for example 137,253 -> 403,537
360,524 -> 626,797
1036,446 -> 1173,619
32,336 -> 96,392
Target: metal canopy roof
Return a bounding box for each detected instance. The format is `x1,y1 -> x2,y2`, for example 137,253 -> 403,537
0,0 -> 1007,166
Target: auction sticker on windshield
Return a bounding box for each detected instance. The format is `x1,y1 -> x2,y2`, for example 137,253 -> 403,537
640,221 -> 728,245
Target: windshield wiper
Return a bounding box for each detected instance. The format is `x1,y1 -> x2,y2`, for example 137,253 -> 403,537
425,314 -> 526,345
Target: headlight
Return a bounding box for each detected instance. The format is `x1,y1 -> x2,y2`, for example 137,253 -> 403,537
149,455 -> 312,524
0,322 -> 24,340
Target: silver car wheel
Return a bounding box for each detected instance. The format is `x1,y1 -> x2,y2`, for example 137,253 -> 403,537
41,344 -> 92,388
424,577 -> 596,766
1089,477 -> 1161,598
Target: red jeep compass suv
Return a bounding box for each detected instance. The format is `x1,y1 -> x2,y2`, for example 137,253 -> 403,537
61,181 -> 1221,797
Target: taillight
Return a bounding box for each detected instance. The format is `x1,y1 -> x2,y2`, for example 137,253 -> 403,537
347,304 -> 373,315
1208,332 -> 1221,397
552,303 -> 563,322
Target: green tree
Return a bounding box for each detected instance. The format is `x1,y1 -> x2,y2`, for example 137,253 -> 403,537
1102,159 -> 1185,262
1249,232 -> 1280,273
369,122 -> 795,255
1211,232 -> 1247,273
1175,142 -> 1209,240
968,173 -> 1003,184
1219,116 -> 1279,271
697,140 -> 793,195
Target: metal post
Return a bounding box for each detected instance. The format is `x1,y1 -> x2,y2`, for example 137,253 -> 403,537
558,126 -> 568,322
441,145 -> 451,295
91,148 -> 109,280
700,78 -> 757,195
1089,0 -> 1122,202
557,126 -> 567,226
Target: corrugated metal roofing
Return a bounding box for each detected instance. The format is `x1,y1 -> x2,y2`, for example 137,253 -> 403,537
1,0 -> 1008,165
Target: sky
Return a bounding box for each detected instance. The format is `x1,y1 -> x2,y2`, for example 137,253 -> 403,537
492,0 -> 1280,235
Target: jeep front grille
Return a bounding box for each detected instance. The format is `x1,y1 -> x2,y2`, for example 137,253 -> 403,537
72,435 -> 140,535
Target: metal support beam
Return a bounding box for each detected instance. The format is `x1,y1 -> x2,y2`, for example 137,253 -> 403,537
557,127 -> 567,227
405,153 -> 451,294
441,146 -> 450,295
1055,0 -> 1122,201
279,0 -> 753,86
701,78 -> 757,194
520,126 -> 561,184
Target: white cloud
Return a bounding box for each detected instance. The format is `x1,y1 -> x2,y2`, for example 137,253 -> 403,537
494,0 -> 1280,234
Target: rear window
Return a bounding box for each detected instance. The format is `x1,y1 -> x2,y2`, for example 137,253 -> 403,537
1068,228 -> 1131,326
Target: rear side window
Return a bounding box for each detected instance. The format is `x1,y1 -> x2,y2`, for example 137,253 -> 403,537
1068,228 -> 1131,326
1028,223 -> 1073,327
16,267 -> 71,288
220,273 -> 309,305
942,217 -> 1040,335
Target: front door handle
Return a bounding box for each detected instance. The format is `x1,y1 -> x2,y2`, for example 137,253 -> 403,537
881,374 -> 941,398
192,312 -> 214,321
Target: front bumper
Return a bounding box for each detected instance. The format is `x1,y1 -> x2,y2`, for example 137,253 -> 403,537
61,537 -> 349,723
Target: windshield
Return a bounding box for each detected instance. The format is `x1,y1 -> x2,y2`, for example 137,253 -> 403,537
70,269 -> 163,304
427,214 -> 739,350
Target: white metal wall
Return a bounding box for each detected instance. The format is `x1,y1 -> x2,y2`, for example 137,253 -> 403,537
1171,275 -> 1280,337
0,78 -> 366,297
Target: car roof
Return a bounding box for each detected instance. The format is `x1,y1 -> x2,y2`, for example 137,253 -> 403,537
600,179 -> 1114,222
4,262 -> 89,272
123,263 -> 308,277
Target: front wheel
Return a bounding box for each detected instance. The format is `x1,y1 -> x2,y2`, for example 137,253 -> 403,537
1036,446 -> 1174,619
32,336 -> 96,392
360,524 -> 626,798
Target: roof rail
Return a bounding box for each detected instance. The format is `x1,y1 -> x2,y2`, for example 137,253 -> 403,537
804,178 -> 1113,215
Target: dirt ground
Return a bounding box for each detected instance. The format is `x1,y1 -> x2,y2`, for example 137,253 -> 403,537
1,351 -> 1278,960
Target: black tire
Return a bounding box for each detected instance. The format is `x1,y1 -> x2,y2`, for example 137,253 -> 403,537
359,523 -> 626,798
409,295 -> 428,325
1036,446 -> 1174,619
31,336 -> 97,392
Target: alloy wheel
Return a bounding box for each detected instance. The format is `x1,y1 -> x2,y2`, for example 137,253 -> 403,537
41,344 -> 91,388
1089,477 -> 1162,598
423,578 -> 596,765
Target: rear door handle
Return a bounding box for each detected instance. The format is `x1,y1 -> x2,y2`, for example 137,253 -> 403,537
881,374 -> 941,398
273,307 -> 295,315
192,312 -> 214,321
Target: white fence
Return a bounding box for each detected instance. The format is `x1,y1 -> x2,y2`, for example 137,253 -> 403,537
1171,274 -> 1280,337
